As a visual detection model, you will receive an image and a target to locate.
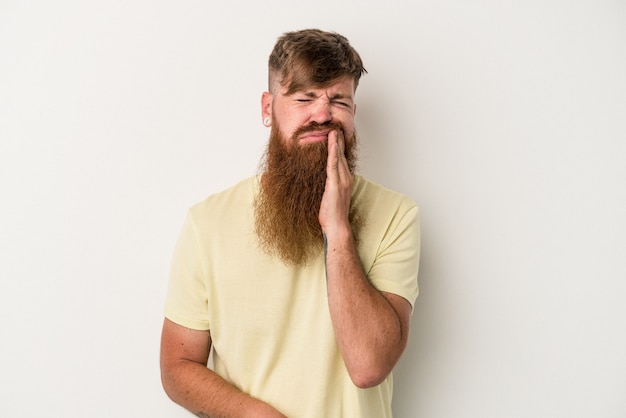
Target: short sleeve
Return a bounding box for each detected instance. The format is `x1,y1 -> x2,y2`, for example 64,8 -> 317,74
164,211 -> 211,330
368,204 -> 420,310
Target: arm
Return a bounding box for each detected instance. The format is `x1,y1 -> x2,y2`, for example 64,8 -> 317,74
160,318 -> 286,418
319,130 -> 412,389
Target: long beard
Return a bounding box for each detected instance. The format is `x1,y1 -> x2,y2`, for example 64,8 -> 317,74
254,121 -> 361,265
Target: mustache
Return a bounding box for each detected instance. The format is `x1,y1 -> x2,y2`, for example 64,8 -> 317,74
292,121 -> 345,139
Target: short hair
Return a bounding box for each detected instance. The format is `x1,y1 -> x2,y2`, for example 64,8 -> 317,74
268,29 -> 367,95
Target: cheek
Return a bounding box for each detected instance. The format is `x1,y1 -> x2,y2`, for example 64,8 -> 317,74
340,118 -> 355,138
274,110 -> 305,135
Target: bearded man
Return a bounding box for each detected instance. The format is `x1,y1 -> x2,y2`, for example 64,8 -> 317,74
160,29 -> 420,418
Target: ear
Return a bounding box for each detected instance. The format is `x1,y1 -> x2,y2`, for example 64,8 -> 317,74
353,103 -> 357,116
261,91 -> 273,125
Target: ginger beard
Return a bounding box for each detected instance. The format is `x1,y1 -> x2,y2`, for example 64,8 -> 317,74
254,120 -> 362,265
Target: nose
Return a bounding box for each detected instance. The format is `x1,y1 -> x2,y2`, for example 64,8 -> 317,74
310,100 -> 333,124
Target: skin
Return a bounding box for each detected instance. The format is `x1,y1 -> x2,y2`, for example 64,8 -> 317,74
160,76 -> 412,416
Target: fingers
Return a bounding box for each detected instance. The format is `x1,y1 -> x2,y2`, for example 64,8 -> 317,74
327,129 -> 346,178
326,130 -> 338,177
328,131 -> 339,165
335,130 -> 350,180
336,128 -> 345,159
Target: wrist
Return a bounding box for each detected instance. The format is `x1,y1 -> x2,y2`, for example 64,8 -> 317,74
323,225 -> 355,251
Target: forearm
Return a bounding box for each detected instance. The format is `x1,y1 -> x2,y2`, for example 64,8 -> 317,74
162,357 -> 285,417
324,228 -> 407,388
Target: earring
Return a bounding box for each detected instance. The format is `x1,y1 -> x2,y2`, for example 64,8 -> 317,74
264,118 -> 271,126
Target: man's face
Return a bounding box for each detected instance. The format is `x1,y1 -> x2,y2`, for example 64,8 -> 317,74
261,76 -> 357,148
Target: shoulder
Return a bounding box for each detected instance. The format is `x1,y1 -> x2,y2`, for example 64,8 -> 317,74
190,176 -> 257,212
352,175 -> 418,215
186,176 -> 257,227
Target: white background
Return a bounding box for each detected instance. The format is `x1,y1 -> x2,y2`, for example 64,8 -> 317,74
1,1 -> 625,417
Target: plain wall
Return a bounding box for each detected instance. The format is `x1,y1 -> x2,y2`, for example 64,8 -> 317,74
1,1 -> 625,417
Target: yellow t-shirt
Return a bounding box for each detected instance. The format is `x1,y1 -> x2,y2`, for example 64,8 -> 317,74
165,175 -> 420,418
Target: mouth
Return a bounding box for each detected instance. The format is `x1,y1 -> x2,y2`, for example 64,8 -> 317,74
298,130 -> 330,144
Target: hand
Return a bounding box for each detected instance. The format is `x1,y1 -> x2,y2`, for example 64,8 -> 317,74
318,129 -> 353,238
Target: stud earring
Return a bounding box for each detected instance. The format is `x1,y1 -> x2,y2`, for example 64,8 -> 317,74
264,118 -> 271,126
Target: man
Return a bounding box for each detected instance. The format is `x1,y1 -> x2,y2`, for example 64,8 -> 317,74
160,28 -> 420,417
